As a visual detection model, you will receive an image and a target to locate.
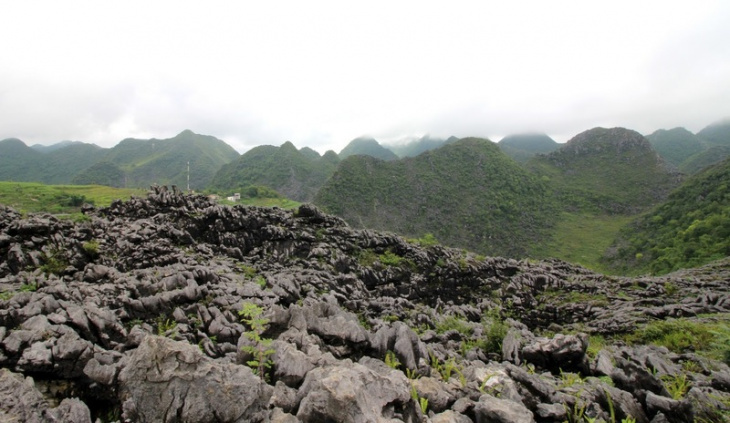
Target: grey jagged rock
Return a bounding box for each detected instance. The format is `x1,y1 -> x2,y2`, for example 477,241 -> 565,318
521,333 -> 588,372
473,394 -> 535,423
118,335 -> 272,422
0,368 -> 91,423
1,186 -> 730,421
296,359 -> 417,423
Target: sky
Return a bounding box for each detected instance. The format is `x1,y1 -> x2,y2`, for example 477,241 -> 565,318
2,1 -> 730,154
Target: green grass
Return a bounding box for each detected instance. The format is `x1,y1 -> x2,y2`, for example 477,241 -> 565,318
626,314 -> 730,364
532,212 -> 633,272
0,181 -> 145,214
235,197 -> 300,209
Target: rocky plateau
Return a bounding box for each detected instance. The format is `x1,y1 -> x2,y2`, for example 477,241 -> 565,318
1,186 -> 730,422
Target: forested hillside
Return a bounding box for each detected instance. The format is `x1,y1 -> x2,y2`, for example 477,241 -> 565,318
604,156 -> 730,275
527,127 -> 681,214
1,130 -> 239,190
646,127 -> 705,169
339,137 -> 398,161
315,137 -> 558,258
95,130 -> 239,189
210,141 -> 339,202
497,133 -> 559,162
384,135 -> 454,158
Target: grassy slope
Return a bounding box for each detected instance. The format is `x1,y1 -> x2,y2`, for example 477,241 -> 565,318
522,128 -> 682,272
0,182 -> 146,214
531,212 -> 633,272
603,157 -> 730,275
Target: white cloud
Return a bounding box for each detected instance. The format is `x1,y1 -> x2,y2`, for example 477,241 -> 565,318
1,1 -> 729,152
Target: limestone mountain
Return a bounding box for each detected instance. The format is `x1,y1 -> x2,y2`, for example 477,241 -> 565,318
1,131 -> 238,190
0,138 -> 110,184
680,145 -> 730,175
498,133 -> 559,163
338,136 -> 398,161
96,129 -> 239,190
315,137 -> 558,258
645,127 -> 705,169
604,156 -> 730,275
697,117 -> 730,146
527,127 -> 681,214
39,143 -> 110,185
669,118 -> 730,174
0,138 -> 45,181
71,161 -> 127,188
210,141 -> 339,202
30,140 -> 87,153
384,135 -> 456,158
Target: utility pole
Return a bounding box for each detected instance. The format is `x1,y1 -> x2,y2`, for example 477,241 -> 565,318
187,161 -> 190,192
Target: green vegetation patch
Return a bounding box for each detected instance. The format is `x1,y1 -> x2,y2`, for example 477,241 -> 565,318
532,212 -> 632,272
0,181 -> 144,214
627,315 -> 730,364
604,157 -> 730,275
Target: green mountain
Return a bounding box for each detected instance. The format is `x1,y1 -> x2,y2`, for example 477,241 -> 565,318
527,127 -> 681,214
41,143 -> 109,184
0,138 -> 45,181
210,141 -> 339,202
697,118 -> 730,146
604,156 -> 730,275
1,131 -> 237,190
384,135 -> 454,158
339,137 -> 398,161
498,133 -> 559,162
71,161 -> 126,188
30,140 -> 86,153
646,127 -> 705,169
680,145 -> 730,175
315,137 -> 558,258
668,118 -> 730,174
0,138 -> 110,184
98,130 -> 239,190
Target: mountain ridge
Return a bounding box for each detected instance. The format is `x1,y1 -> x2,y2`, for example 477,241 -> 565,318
315,137 -> 558,258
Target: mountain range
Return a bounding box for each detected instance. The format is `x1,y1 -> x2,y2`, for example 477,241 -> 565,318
315,137 -> 558,258
2,119 -> 730,275
0,130 -> 239,190
210,141 -> 340,202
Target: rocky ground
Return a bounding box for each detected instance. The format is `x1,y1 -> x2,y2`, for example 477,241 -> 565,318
1,186 -> 730,422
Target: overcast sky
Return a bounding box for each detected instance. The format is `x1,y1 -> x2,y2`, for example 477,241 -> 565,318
2,1 -> 730,154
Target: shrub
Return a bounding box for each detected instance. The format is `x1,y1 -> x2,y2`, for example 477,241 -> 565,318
239,302 -> 275,380
82,240 -> 100,257
628,319 -> 713,353
435,315 -> 473,336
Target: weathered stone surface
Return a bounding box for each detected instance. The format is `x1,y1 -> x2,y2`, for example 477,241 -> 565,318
296,360 -> 415,423
412,376 -> 454,412
473,394 -> 535,423
645,391 -> 692,423
371,321 -> 428,371
521,333 -> 588,371
271,340 -> 315,387
431,409 -> 473,423
118,336 -> 272,422
1,187 -> 730,421
0,368 -> 91,423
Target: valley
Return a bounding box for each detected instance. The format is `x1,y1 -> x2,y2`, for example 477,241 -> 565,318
2,118 -> 729,277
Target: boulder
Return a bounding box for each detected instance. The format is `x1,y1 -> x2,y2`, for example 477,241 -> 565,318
473,394 -> 535,423
521,333 -> 588,371
296,360 -> 416,423
118,335 -> 272,422
0,368 -> 91,423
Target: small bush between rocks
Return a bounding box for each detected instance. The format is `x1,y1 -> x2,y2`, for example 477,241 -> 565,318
239,302 -> 275,380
